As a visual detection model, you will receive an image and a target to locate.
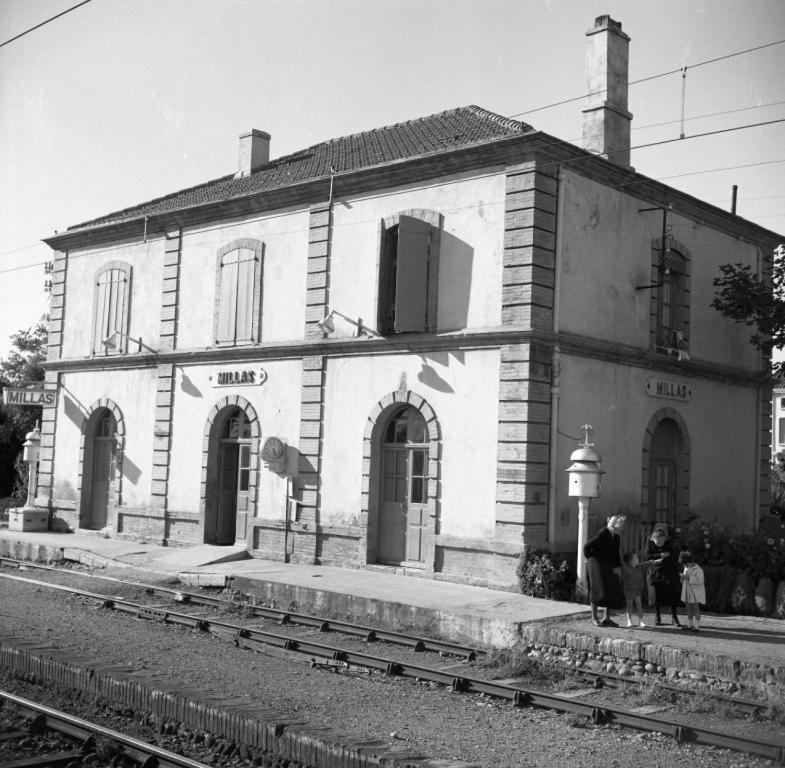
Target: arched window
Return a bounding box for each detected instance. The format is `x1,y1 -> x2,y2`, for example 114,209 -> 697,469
214,239 -> 264,345
92,262 -> 131,354
650,238 -> 690,358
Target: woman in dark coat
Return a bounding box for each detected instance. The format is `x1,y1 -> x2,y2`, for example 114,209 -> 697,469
583,515 -> 626,626
644,528 -> 682,626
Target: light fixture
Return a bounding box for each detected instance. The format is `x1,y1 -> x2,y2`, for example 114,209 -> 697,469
317,307 -> 379,338
101,330 -> 158,354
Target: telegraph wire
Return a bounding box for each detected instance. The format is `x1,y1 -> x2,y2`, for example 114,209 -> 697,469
508,37 -> 785,118
631,99 -> 785,133
0,0 -> 93,49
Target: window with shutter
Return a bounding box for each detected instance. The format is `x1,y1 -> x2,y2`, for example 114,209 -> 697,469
214,240 -> 264,346
92,263 -> 131,354
652,241 -> 690,357
378,215 -> 432,334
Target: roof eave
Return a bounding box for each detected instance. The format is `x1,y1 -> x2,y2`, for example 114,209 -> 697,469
43,131 -> 784,251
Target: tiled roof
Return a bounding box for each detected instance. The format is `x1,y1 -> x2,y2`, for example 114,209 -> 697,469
69,106 -> 533,231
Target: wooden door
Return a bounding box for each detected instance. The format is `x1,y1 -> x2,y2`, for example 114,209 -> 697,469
217,443 -> 239,545
90,437 -> 114,528
377,407 -> 428,566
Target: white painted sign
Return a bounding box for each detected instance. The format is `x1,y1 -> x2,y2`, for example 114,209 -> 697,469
644,378 -> 692,402
209,368 -> 268,387
2,388 -> 57,407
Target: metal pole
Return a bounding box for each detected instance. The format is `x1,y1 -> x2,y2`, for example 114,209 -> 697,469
576,497 -> 590,581
679,66 -> 687,139
731,184 -> 738,215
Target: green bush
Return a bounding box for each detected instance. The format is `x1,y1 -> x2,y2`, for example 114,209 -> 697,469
755,576 -> 775,616
730,572 -> 756,615
703,565 -> 738,613
516,546 -> 576,601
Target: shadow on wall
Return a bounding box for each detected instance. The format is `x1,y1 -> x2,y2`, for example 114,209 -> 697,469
416,351 -> 466,394
63,393 -> 88,426
438,231 -> 473,332
180,372 -> 202,398
122,452 -> 141,485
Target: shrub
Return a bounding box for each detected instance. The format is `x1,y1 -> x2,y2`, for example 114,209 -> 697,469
774,580 -> 785,620
730,572 -> 756,615
516,546 -> 576,601
703,565 -> 738,613
755,577 -> 775,616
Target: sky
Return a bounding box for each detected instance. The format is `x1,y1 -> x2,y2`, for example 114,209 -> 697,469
1,0 -> 784,360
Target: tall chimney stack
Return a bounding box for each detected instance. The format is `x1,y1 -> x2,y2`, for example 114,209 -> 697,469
582,15 -> 632,167
236,129 -> 270,178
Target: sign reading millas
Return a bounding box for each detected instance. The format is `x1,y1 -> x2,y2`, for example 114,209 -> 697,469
2,388 -> 57,407
210,368 -> 268,387
644,378 -> 692,402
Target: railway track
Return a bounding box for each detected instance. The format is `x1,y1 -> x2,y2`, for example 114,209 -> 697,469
0,557 -> 767,714
1,562 -> 783,764
0,689 -> 211,767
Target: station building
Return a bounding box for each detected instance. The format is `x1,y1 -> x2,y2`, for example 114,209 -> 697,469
36,17 -> 782,588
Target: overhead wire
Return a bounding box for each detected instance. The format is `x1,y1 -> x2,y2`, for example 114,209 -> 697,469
0,0 -> 93,49
508,37 -> 785,118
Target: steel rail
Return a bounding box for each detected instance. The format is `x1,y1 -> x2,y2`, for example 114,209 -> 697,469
0,560 -> 767,715
0,689 -> 211,768
0,557 -> 475,659
2,572 -> 783,763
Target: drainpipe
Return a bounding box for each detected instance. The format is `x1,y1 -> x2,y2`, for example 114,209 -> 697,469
753,245 -> 764,530
547,168 -> 566,544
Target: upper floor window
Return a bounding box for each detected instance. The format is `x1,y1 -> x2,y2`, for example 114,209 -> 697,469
92,262 -> 131,354
651,238 -> 690,360
213,239 -> 264,345
377,211 -> 441,335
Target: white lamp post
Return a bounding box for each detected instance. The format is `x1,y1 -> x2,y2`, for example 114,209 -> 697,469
565,425 -> 605,586
22,422 -> 42,509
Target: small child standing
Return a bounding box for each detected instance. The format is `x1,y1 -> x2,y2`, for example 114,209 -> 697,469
620,552 -> 647,627
678,550 -> 706,632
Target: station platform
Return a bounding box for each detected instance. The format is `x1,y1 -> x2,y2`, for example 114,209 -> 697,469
1,529 -> 783,696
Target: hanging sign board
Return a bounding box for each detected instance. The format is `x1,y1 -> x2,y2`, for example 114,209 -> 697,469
644,378 -> 692,402
209,368 -> 268,387
2,388 -> 57,407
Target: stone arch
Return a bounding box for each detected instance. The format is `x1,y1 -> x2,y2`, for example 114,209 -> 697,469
360,389 -> 441,569
640,406 -> 691,524
200,395 -> 262,530
76,398 -> 126,528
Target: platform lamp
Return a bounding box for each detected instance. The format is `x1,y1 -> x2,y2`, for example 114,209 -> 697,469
22,422 -> 42,509
565,425 -> 605,594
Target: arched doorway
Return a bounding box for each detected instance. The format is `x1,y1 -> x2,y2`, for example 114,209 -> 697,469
205,407 -> 253,545
638,409 -> 691,552
81,408 -> 117,529
376,405 -> 429,565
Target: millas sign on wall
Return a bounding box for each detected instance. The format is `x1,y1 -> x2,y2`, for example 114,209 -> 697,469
644,378 -> 693,402
2,388 -> 57,406
210,368 -> 268,387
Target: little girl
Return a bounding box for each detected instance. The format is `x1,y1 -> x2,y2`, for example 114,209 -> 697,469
678,550 -> 706,632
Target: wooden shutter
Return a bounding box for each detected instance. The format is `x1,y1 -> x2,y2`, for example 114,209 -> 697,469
217,252 -> 239,342
94,268 -> 127,353
235,249 -> 255,342
394,216 -> 430,333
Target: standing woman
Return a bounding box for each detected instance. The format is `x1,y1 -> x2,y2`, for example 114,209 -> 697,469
583,515 -> 626,627
645,528 -> 682,626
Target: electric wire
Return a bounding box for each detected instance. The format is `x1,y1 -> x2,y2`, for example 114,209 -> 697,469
0,0 -> 93,49
508,37 -> 785,118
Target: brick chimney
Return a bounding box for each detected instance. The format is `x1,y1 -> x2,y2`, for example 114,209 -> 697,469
582,15 -> 632,167
235,129 -> 270,178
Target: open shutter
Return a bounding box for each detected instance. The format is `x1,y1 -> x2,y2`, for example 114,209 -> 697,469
217,252 -> 239,342
235,249 -> 255,342
394,215 -> 430,333
94,275 -> 110,353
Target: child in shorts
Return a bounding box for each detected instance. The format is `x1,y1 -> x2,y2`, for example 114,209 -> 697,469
620,551 -> 648,627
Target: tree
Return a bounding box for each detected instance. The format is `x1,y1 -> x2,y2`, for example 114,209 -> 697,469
711,247 -> 785,380
0,316 -> 48,499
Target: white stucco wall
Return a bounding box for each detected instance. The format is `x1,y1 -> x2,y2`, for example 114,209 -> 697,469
61,237 -> 164,359
559,171 -> 760,371
553,354 -> 759,540
320,348 -> 500,538
329,169 -> 506,334
166,360 -> 303,519
177,208 -> 309,348
51,368 -> 157,507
